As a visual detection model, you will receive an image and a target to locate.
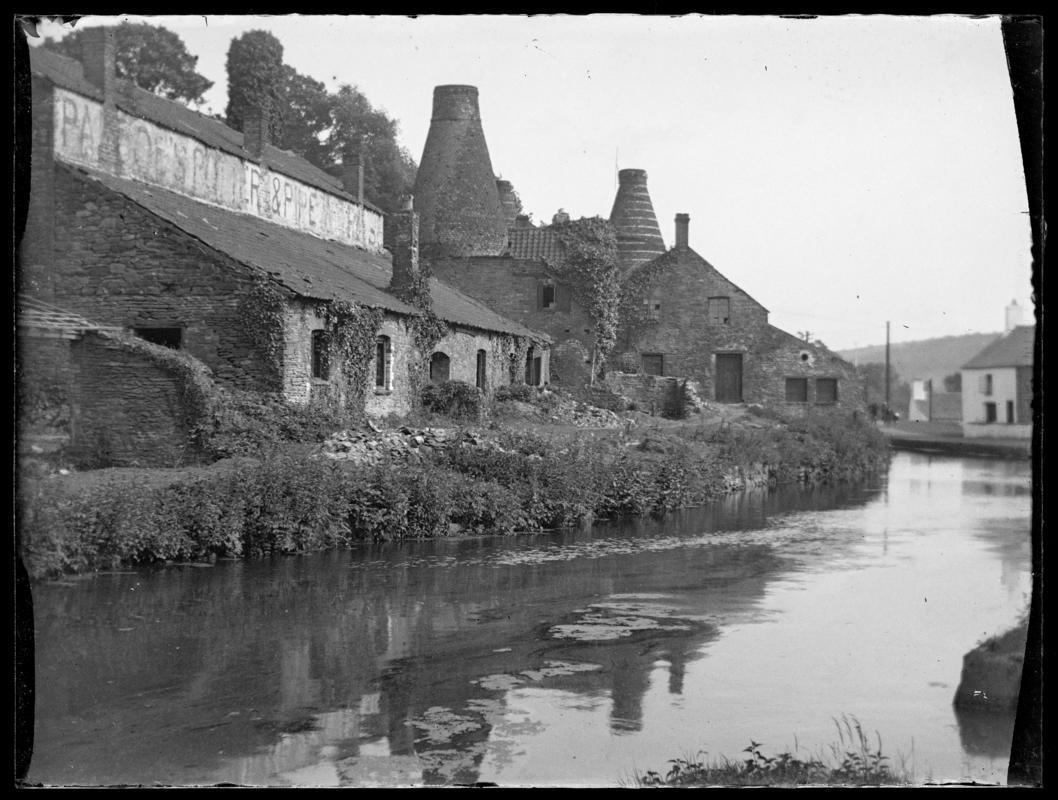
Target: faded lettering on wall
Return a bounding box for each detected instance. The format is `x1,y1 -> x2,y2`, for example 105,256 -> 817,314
53,88 -> 384,253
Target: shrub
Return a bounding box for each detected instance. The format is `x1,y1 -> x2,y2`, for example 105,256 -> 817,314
661,379 -> 692,420
494,383 -> 536,403
420,380 -> 486,420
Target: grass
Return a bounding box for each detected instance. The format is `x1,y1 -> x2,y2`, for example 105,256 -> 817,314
633,717 -> 915,787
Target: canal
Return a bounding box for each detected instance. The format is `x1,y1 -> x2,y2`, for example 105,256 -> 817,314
26,451 -> 1032,786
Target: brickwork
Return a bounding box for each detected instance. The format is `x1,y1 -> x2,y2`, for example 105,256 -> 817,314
67,334 -> 196,467
609,169 -> 666,274
25,164 -> 279,392
414,86 -> 508,258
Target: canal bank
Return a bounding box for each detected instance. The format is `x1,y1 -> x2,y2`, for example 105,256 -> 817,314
18,410 -> 890,581
879,423 -> 1030,460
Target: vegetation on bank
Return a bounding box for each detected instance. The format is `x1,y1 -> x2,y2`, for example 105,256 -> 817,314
18,405 -> 888,581
634,718 -> 913,787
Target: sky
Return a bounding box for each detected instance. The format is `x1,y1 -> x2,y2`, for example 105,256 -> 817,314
27,14 -> 1035,351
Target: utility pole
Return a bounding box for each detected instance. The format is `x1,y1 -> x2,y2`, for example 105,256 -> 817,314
884,321 -> 891,416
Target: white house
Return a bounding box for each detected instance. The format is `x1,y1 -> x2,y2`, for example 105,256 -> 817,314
960,325 -> 1034,439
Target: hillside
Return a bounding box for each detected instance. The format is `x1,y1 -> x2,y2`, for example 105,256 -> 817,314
838,332 -> 1004,385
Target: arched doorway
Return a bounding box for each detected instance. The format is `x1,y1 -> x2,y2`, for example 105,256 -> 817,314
429,351 -> 450,384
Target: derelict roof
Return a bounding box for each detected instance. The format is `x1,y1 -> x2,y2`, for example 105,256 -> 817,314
506,227 -> 565,262
626,247 -> 770,314
17,293 -> 121,336
962,325 -> 1035,369
64,165 -> 548,342
30,46 -> 383,214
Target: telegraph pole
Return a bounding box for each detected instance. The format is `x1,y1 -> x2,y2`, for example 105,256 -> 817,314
884,321 -> 891,416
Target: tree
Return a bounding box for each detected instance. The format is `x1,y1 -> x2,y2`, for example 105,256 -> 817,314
943,372 -> 962,393
858,362 -> 911,416
326,85 -> 417,213
42,22 -> 212,105
279,65 -> 332,168
224,30 -> 285,142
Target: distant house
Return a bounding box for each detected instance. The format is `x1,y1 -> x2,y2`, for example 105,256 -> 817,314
908,379 -> 962,423
960,325 -> 1034,438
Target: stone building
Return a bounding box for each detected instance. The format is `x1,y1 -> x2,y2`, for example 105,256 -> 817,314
960,325 -> 1034,439
411,83 -> 863,412
20,32 -> 549,424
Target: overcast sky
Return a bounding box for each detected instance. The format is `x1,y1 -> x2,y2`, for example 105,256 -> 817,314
29,14 -> 1034,351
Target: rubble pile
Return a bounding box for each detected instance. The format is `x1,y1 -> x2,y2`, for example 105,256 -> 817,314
316,425 -> 506,465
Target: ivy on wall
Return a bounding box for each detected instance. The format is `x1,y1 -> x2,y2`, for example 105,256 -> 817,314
615,249 -> 676,356
320,298 -> 384,416
389,260 -> 450,407
238,279 -> 289,390
544,217 -> 621,378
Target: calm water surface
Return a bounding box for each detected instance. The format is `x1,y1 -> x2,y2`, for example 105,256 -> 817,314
27,452 -> 1032,786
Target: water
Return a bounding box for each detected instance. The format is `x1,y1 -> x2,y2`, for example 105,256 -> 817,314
25,452 -> 1032,786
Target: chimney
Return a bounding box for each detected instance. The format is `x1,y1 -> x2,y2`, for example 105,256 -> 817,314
1005,299 -> 1025,332
552,208 -> 570,225
390,194 -> 421,297
80,26 -> 116,101
342,154 -> 365,204
413,85 -> 508,258
514,214 -> 534,229
675,213 -> 690,250
242,107 -> 270,160
609,168 -> 666,273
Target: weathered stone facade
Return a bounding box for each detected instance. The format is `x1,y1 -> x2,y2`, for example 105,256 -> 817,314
67,333 -> 198,467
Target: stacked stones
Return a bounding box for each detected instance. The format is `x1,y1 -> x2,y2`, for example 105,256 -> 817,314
317,425 -> 505,464
608,169 -> 667,275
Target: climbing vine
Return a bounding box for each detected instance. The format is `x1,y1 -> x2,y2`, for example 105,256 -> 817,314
320,298 -> 384,415
544,216 -> 621,376
616,249 -> 676,354
238,279 -> 288,390
389,258 -> 450,407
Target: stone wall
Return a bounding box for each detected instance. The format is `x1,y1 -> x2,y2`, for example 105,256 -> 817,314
24,163 -> 278,393
67,333 -> 197,467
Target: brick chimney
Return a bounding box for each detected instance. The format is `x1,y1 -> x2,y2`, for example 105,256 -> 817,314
675,213 -> 690,250
609,168 -> 666,274
242,107 -> 270,160
552,208 -> 570,225
413,85 -> 507,257
80,26 -> 116,100
342,154 -> 365,204
80,27 -> 119,171
390,194 -> 421,297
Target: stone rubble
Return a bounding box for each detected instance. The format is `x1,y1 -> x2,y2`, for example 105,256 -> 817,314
316,425 -> 507,465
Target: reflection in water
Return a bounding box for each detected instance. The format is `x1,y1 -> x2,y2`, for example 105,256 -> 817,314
954,708 -> 1018,758
27,453 -> 1030,787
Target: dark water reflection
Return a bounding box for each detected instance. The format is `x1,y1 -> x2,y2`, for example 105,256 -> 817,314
27,454 -> 1030,786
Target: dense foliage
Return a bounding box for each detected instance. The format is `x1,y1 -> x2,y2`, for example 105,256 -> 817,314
420,381 -> 485,420
224,30 -> 286,141
43,22 -> 213,105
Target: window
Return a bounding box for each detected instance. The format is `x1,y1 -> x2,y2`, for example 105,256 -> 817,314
311,330 -> 328,379
707,297 -> 730,325
375,336 -> 392,390
476,349 -> 487,390
984,402 -> 997,423
980,373 -> 994,396
1006,401 -> 1015,424
430,352 -> 450,384
134,327 -> 182,349
538,281 -> 557,310
785,378 -> 808,402
815,378 -> 838,404
643,300 -> 662,321
641,353 -> 664,376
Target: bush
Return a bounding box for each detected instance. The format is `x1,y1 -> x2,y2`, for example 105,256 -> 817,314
661,380 -> 692,420
494,383 -> 536,403
420,380 -> 486,420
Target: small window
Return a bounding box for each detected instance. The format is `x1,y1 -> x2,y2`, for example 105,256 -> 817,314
815,378 -> 838,404
707,297 -> 730,325
476,349 -> 487,390
641,353 -> 664,376
643,300 -> 661,321
540,282 -> 556,310
134,327 -> 182,349
311,330 -> 328,379
375,335 -> 392,390
1006,400 -> 1015,424
984,402 -> 997,423
430,352 -> 450,384
981,374 -> 994,396
785,378 -> 808,402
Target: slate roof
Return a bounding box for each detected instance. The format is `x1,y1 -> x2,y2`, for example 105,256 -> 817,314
506,227 -> 565,262
962,325 -> 1034,369
65,164 -> 548,342
627,247 -> 771,315
17,293 -> 121,336
29,45 -> 382,213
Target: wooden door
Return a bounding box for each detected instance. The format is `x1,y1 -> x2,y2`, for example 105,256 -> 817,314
715,353 -> 743,403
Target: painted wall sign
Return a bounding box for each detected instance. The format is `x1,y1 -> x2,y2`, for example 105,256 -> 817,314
53,88 -> 385,253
